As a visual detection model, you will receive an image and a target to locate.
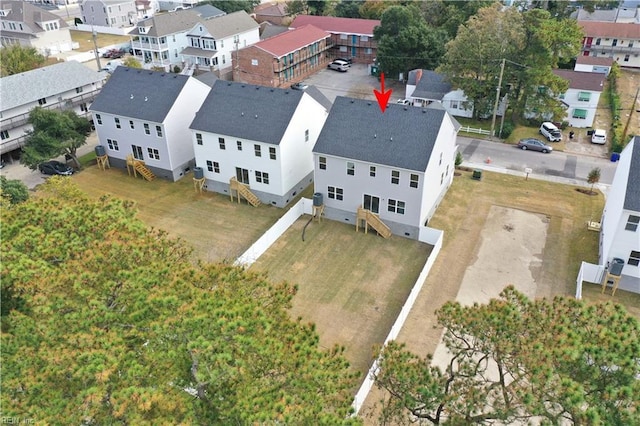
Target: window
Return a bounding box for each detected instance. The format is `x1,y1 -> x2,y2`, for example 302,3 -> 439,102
206,160 -> 220,173
196,133 -> 203,145
441,172 -> 444,184
269,147 -> 276,160
76,87 -> 83,94
626,215 -> 639,231
305,129 -> 309,142
251,59 -> 258,66
254,144 -> 262,157
147,148 -> 160,160
38,98 -> 47,105
572,109 -> 587,119
129,120 -> 134,129
156,125 -> 162,137
255,171 -> 269,184
339,46 -> 347,52
388,199 -> 405,214
340,34 -> 347,40
577,91 -> 591,102
115,117 -> 121,128
391,170 -> 400,184
144,123 -> 150,135
319,156 -> 326,170
410,174 -> 419,188
369,166 -> 376,177
624,54 -> 630,62
219,137 -> 226,150
328,186 -> 343,201
0,130 -> 9,140
595,38 -> 601,46
80,103 -> 88,112
346,162 -> 355,176
132,145 -> 143,160
361,35 -> 368,42
629,251 -> 640,267
237,140 -> 242,151
95,114 -> 102,125
439,152 -> 443,165
107,139 -> 119,151
365,48 -> 372,54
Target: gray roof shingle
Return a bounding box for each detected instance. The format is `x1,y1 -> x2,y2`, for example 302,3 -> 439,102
410,70 -> 452,101
625,136 -> 640,212
200,10 -> 259,39
89,67 -> 190,123
190,81 -> 306,144
130,9 -> 202,36
0,1 -> 69,34
313,96 -> 449,171
1,61 -> 106,111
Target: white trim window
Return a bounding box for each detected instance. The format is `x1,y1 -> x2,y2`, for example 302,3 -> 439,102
328,186 -> 343,200
388,199 -> 405,214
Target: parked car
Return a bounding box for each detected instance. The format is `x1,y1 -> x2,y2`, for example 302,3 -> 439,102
396,99 -> 411,105
102,48 -> 125,59
517,138 -> 553,153
328,59 -> 350,72
101,59 -> 124,74
291,82 -> 309,90
591,128 -> 607,144
539,122 -> 562,142
335,57 -> 352,65
39,161 -> 74,176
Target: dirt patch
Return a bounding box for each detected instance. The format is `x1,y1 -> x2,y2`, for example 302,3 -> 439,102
618,69 -> 640,139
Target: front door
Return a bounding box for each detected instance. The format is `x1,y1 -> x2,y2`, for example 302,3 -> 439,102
235,167 -> 249,184
363,194 -> 380,214
131,144 -> 143,160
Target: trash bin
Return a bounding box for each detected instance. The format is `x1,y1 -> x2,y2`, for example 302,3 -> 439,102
472,169 -> 482,180
611,152 -> 620,162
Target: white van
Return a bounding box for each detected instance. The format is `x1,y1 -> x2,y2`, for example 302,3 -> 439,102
101,59 -> 123,74
591,129 -> 607,144
539,122 -> 562,142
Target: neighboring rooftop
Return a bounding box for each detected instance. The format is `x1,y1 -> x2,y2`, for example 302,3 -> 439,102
575,56 -> 615,66
289,15 -> 380,36
253,2 -> 288,18
199,10 -> 259,39
625,136 -> 640,212
409,69 -> 453,101
0,0 -> 69,32
574,7 -> 640,23
259,21 -> 289,40
553,69 -> 606,92
192,3 -> 226,19
579,21 -> 640,38
191,81 -> 314,144
89,67 -> 191,123
131,9 -> 202,36
251,24 -> 329,57
1,61 -> 105,111
194,71 -> 219,87
313,96 -> 451,172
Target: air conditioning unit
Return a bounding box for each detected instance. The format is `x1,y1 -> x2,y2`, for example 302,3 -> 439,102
609,258 -> 624,276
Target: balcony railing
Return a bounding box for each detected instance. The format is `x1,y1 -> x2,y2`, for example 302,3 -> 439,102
130,40 -> 169,51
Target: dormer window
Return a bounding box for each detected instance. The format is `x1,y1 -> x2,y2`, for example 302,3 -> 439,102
138,26 -> 148,34
0,8 -> 11,17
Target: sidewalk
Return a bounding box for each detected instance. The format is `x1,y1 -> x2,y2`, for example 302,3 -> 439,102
0,132 -> 98,190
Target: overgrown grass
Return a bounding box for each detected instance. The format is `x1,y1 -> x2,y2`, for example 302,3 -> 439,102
70,30 -> 131,51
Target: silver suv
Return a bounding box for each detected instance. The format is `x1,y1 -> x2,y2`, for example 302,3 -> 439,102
328,59 -> 350,72
539,122 -> 562,142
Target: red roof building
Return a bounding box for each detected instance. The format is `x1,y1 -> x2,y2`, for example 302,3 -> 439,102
290,15 -> 380,63
233,25 -> 331,88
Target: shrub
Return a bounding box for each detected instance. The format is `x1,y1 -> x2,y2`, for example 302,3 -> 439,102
173,65 -> 181,73
455,151 -> 463,168
499,121 -> 514,139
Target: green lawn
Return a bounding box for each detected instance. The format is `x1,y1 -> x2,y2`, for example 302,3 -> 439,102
70,30 -> 131,51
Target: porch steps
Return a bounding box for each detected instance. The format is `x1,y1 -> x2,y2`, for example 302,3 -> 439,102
134,161 -> 156,181
229,177 -> 261,207
356,207 -> 391,238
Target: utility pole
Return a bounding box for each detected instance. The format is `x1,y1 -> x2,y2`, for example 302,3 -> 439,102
490,58 -> 506,139
92,23 -> 101,70
621,85 -> 640,143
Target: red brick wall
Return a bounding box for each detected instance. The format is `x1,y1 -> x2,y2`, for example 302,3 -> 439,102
329,33 -> 377,63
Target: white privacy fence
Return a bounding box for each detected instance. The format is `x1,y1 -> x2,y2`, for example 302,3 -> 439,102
575,261 -> 605,299
352,228 -> 444,414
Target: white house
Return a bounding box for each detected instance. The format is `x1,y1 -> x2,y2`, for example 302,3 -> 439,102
80,0 -> 138,28
89,67 -> 211,181
574,55 -> 614,76
180,11 -> 260,78
553,69 -> 606,128
0,61 -> 106,156
0,0 -> 74,54
405,69 -> 504,119
313,98 -> 460,240
190,81 -> 332,207
598,137 -> 640,294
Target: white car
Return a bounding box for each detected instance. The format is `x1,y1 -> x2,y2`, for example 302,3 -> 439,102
591,129 -> 607,144
396,99 -> 411,105
539,122 -> 562,142
327,59 -> 350,72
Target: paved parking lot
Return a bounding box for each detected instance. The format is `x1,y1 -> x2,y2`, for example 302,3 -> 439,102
303,63 -> 406,104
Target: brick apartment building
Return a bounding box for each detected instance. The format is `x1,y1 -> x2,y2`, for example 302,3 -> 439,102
289,15 -> 379,64
233,24 -> 331,88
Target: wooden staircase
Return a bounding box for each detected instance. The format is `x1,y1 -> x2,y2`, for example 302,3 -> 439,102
134,161 -> 156,181
356,207 -> 392,238
229,177 -> 261,207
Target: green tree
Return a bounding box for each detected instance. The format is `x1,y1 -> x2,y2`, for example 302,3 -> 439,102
20,107 -> 92,170
286,0 -> 308,15
1,178 -> 360,424
419,0 -> 495,39
374,5 -> 448,80
0,44 -> 46,76
587,167 -> 601,195
334,0 -> 364,18
202,0 -> 260,13
374,286 -> 640,424
531,0 -> 621,17
0,176 -> 29,205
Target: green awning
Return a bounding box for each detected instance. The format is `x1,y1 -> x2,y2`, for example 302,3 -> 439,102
573,108 -> 587,119
578,91 -> 591,101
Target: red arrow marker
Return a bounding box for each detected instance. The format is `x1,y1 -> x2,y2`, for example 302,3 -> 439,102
374,72 -> 392,113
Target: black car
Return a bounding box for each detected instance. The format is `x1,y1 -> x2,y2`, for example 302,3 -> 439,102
39,161 -> 74,176
290,82 -> 309,90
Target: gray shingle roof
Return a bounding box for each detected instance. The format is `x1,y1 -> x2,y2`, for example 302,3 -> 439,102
200,11 -> 258,39
192,4 -> 226,18
625,136 -> 640,212
89,67 -> 190,123
411,70 -> 452,101
190,81 -> 305,144
131,9 -> 202,36
313,97 -> 448,171
0,1 -> 69,33
1,61 -> 106,111
303,85 -> 332,111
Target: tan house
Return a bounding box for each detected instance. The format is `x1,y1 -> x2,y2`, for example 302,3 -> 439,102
580,21 -> 640,68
